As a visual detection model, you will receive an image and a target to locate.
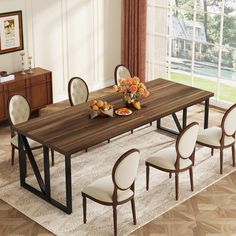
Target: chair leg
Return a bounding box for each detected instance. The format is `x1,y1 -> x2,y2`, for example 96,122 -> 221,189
220,148 -> 223,174
113,205 -> 117,236
189,167 -> 194,191
169,172 -> 172,178
85,148 -> 88,152
108,139 -> 110,143
51,149 -> 54,166
131,198 -> 137,225
232,144 -> 235,167
83,196 -> 87,224
175,173 -> 179,200
150,122 -> 152,126
211,148 -> 214,156
11,146 -> 15,165
146,164 -> 150,191
131,130 -> 133,134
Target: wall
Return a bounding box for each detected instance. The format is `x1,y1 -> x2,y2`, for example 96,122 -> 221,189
0,0 -> 122,102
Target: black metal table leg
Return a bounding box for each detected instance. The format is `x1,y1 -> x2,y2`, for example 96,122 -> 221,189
65,155 -> 72,214
204,98 -> 209,129
18,134 -> 26,186
44,146 -> 51,200
182,108 -> 187,128
17,134 -> 73,214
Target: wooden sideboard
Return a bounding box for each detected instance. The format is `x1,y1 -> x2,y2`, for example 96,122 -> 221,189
0,67 -> 53,122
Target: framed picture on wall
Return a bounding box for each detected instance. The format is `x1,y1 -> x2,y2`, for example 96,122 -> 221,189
0,11 -> 24,54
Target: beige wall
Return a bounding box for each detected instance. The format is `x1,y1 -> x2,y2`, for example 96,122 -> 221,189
0,0 -> 122,102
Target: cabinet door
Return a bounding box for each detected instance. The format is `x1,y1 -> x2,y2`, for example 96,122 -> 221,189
29,74 -> 48,110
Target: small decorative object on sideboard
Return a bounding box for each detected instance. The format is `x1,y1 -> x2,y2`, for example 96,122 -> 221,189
20,51 -> 26,75
28,56 -> 33,74
0,71 -> 15,83
90,99 -> 114,119
113,76 -> 150,110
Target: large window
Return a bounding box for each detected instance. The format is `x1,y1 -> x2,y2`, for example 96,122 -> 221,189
147,0 -> 236,105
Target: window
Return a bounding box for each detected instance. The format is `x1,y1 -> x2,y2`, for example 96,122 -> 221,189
147,0 -> 236,105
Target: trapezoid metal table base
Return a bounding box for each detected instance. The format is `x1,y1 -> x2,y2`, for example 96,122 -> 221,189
156,99 -> 209,135
18,134 -> 72,214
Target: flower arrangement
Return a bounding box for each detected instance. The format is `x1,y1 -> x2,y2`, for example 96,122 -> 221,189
113,76 -> 150,109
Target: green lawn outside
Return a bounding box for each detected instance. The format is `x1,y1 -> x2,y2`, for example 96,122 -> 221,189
171,72 -> 236,104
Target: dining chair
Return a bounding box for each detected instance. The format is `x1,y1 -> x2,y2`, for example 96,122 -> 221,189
8,95 -> 54,166
114,64 -> 132,85
82,148 -> 140,236
146,122 -> 199,200
68,77 -> 89,106
197,103 -> 236,174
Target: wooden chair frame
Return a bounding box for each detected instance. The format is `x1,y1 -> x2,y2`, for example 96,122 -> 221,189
197,103 -> 236,174
146,122 -> 199,200
82,148 -> 139,236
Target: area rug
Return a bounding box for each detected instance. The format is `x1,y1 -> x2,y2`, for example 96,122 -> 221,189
0,122 -> 235,236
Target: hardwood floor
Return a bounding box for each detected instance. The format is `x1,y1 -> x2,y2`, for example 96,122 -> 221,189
0,86 -> 235,235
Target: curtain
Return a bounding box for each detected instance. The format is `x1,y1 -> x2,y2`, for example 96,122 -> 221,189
122,0 -> 147,81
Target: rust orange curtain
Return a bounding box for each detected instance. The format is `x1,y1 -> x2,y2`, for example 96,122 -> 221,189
122,0 -> 147,81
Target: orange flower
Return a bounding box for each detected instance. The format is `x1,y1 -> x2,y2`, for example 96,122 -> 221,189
119,78 -> 126,85
132,76 -> 140,85
129,85 -> 138,93
143,90 -> 150,97
138,87 -> 145,95
126,78 -> 133,85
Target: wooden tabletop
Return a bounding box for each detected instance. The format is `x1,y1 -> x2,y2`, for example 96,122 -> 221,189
15,79 -> 214,156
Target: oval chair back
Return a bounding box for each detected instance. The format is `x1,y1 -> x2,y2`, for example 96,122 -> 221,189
114,64 -> 132,85
68,77 -> 89,106
221,103 -> 236,137
176,122 -> 199,163
8,95 -> 30,126
112,149 -> 140,191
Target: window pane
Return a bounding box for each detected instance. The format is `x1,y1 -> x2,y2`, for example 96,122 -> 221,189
170,71 -> 192,86
170,0 -> 194,11
194,75 -> 217,96
194,44 -> 219,78
219,47 -> 236,103
223,15 -> 236,48
224,1 -> 236,15
196,12 -> 221,44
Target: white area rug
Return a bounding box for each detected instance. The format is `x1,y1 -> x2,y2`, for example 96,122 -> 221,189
0,123 -> 235,236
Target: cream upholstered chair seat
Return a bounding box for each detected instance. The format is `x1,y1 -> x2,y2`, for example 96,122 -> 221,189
82,176 -> 134,203
114,64 -> 131,85
146,147 -> 192,170
11,135 -> 41,149
198,127 -> 235,147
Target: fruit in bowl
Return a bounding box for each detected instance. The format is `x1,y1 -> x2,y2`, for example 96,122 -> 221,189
90,99 -> 112,111
89,99 -> 114,119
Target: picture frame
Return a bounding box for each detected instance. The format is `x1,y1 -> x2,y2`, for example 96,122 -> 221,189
0,10 -> 24,54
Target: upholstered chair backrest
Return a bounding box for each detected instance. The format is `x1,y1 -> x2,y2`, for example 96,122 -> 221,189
114,64 -> 131,85
68,77 -> 89,106
176,122 -> 199,159
8,95 -> 30,125
112,149 -> 140,190
222,103 -> 236,136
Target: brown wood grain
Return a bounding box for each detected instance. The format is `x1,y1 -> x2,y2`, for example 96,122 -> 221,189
0,67 -> 53,121
15,79 -> 214,156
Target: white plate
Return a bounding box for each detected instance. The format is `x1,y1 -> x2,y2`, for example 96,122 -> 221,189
115,108 -> 132,116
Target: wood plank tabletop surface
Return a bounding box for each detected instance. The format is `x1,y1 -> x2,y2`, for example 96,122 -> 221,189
15,79 -> 214,156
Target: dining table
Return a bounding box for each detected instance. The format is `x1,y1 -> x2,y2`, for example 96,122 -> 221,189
14,78 -> 214,214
